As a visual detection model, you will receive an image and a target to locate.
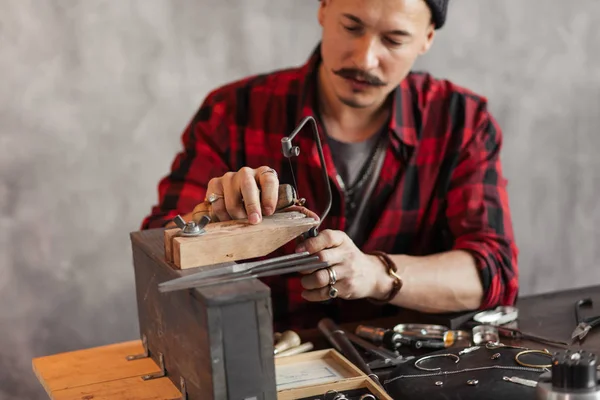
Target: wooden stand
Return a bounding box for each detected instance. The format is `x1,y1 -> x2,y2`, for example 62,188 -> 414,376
131,228 -> 277,400
32,340 -> 181,400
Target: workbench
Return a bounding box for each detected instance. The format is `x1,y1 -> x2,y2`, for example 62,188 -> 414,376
32,284 -> 600,399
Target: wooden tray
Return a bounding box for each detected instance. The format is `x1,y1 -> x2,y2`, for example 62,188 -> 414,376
275,349 -> 393,400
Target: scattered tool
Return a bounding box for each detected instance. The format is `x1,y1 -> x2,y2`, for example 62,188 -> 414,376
318,318 -> 383,387
274,330 -> 301,355
503,376 -> 538,388
274,342 -> 314,358
158,255 -> 328,293
158,251 -> 318,291
571,298 -> 600,344
497,325 -> 570,348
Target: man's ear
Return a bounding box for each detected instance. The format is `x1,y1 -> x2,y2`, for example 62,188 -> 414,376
318,0 -> 329,27
419,24 -> 436,55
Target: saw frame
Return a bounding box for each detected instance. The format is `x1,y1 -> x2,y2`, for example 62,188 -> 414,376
163,115 -> 333,271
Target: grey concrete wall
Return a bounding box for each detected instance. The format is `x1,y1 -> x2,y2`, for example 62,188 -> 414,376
1,1 -> 598,398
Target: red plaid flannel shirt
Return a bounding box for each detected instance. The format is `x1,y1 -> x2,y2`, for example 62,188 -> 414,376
142,45 -> 519,330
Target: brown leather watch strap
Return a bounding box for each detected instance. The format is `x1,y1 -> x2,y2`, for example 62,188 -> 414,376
366,250 -> 403,305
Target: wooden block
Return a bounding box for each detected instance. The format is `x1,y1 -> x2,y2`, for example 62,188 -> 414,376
166,211 -> 319,269
50,376 -> 181,400
32,341 -> 165,393
32,340 -> 181,400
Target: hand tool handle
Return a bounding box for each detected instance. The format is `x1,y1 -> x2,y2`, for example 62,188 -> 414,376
192,184 -> 297,224
318,318 -> 382,387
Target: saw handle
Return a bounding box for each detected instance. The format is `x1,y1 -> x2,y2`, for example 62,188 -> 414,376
192,183 -> 298,224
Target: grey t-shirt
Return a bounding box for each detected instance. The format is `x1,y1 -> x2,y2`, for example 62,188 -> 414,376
326,128 -> 387,247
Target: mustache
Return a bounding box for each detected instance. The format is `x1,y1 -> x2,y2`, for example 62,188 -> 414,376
333,68 -> 386,86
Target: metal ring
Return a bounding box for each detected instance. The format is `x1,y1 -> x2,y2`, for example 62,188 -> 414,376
260,168 -> 278,178
515,349 -> 552,369
414,353 -> 460,371
206,193 -> 224,204
328,285 -> 339,299
327,267 -> 337,285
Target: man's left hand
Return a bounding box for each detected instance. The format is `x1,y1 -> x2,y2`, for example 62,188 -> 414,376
295,229 -> 391,301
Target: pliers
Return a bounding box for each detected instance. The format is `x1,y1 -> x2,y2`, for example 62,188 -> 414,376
571,298 -> 600,343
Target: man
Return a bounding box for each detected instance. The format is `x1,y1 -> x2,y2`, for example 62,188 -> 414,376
142,0 -> 519,330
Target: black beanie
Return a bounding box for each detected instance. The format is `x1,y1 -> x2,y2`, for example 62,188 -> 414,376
424,0 -> 449,29
316,1 -> 449,30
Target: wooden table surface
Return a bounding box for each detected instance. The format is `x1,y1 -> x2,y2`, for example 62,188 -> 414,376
33,284 -> 600,399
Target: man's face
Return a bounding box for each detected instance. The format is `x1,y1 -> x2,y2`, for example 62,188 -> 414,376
318,0 -> 435,109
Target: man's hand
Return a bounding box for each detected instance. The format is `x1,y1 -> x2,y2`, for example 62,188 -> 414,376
296,229 -> 394,301
201,165 -> 280,224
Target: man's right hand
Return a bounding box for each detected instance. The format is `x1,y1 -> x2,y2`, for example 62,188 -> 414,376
198,165 -> 281,224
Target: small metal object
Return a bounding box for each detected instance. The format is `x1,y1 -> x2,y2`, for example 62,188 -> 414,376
359,395 -> 376,400
473,306 -> 519,326
414,353 -> 460,372
206,192 -> 223,204
394,323 -> 448,337
503,376 -> 538,387
472,324 -> 500,345
142,353 -> 166,380
467,379 -> 479,386
173,214 -> 210,237
515,349 -> 552,369
435,381 -> 444,386
179,376 -> 187,400
329,285 -> 339,299
327,267 -> 337,285
492,353 -> 501,360
485,342 -> 528,350
325,390 -> 348,400
259,168 -> 278,178
459,346 -> 481,355
126,335 -> 149,360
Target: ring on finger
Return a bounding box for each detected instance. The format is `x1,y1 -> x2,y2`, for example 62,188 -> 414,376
326,267 -> 337,286
260,168 -> 278,178
206,193 -> 224,204
328,285 -> 339,299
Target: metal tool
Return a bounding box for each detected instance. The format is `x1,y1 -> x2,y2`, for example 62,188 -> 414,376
158,258 -> 328,292
158,252 -> 318,292
536,350 -> 600,400
343,330 -> 413,370
473,306 -> 519,326
496,325 -> 570,348
571,298 -> 600,344
318,318 -> 383,387
503,376 -> 538,388
281,116 -> 332,239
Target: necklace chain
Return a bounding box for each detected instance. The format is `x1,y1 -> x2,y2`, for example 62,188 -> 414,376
384,365 -> 548,385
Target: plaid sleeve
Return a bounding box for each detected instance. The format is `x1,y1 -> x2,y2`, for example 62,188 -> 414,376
446,100 -> 519,309
140,91 -> 232,229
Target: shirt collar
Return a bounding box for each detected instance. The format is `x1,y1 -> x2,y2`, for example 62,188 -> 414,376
296,43 -> 419,151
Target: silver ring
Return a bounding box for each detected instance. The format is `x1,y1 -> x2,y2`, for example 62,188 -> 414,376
260,168 -> 278,178
326,267 -> 337,285
328,285 -> 338,299
206,193 -> 224,204
414,353 -> 460,371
